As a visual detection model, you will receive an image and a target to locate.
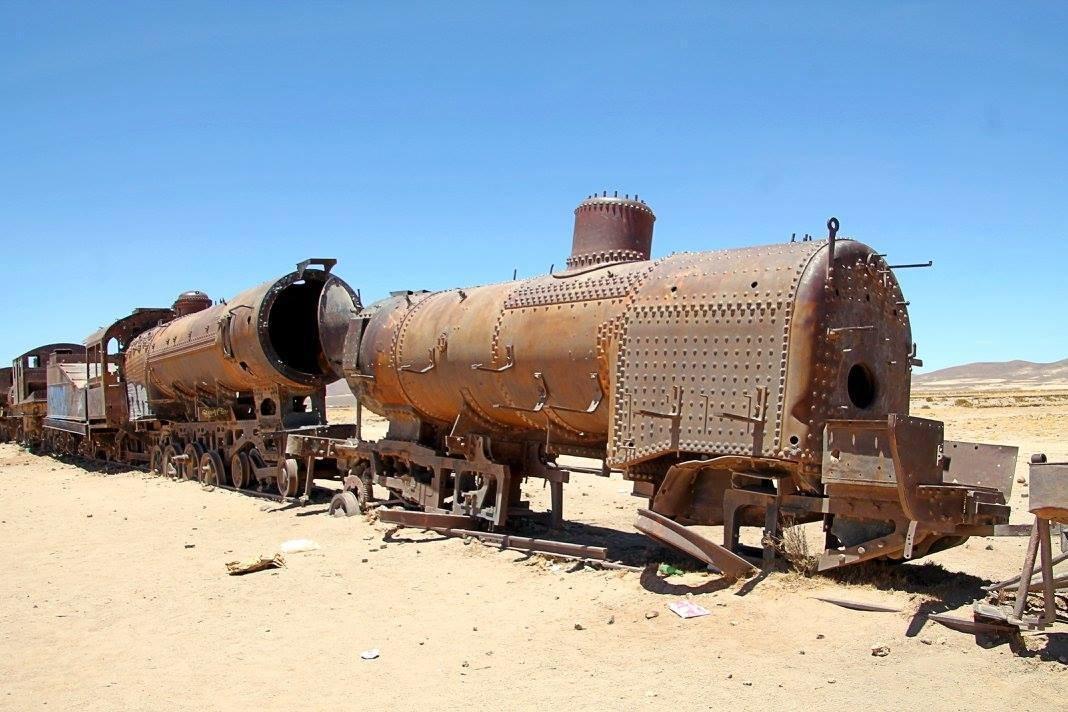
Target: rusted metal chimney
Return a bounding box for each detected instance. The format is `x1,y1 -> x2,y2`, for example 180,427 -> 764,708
567,193 -> 655,270
172,290 -> 213,318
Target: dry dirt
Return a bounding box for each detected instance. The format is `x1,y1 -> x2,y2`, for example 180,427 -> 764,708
1,395 -> 1066,711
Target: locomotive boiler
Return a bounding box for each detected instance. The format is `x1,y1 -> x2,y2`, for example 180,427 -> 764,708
121,259 -> 358,494
35,260 -> 358,497
288,194 -> 1018,573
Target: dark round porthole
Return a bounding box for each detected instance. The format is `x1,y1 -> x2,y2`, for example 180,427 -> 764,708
260,398 -> 277,416
847,364 -> 877,409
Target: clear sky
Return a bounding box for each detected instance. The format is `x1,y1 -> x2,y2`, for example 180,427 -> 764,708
2,2 -> 1065,372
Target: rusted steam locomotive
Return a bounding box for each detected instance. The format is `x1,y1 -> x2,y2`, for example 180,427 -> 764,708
4,261 -> 357,498
284,194 -> 1018,573
3,195 -> 1019,573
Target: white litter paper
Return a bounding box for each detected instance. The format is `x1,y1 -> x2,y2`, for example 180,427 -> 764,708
668,600 -> 711,619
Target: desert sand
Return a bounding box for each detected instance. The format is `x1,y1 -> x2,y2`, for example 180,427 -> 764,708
1,392 -> 1065,711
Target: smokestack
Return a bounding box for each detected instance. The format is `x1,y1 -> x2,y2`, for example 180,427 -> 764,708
567,193 -> 655,270
173,291 -> 213,317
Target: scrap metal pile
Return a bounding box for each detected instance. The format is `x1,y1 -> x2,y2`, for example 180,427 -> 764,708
3,193 -> 1062,615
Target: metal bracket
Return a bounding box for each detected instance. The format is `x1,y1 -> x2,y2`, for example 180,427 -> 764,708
492,371 -> 604,415
638,385 -> 683,421
904,520 -> 918,559
494,371 -> 548,413
546,372 -> 605,414
399,348 -> 437,374
472,344 -> 515,372
701,387 -> 768,430
908,342 -> 923,368
295,258 -> 337,279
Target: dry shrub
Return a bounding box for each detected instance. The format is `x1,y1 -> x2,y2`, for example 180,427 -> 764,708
769,516 -> 818,576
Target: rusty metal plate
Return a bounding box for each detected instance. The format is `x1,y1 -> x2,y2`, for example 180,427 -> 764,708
941,440 -> 1019,499
608,244 -> 824,467
377,508 -> 478,529
634,508 -> 755,578
1029,462 -> 1068,523
822,416 -> 944,492
814,597 -> 901,613
317,274 -> 360,380
823,419 -> 896,485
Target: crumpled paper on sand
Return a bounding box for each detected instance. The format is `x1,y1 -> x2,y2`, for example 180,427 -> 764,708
225,554 -> 286,575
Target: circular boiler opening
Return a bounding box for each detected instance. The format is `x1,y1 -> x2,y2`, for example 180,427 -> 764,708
266,276 -> 327,377
847,363 -> 877,409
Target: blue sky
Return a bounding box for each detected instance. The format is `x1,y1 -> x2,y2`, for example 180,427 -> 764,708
2,2 -> 1065,372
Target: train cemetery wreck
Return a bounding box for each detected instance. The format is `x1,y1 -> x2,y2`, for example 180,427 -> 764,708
2,194 -> 1065,660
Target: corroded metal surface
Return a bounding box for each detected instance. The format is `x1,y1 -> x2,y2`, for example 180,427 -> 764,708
124,264 -> 356,416
3,343 -> 83,446
328,196 -> 1016,570
1030,459 -> 1068,524
4,193 -> 1021,576
566,194 -> 655,270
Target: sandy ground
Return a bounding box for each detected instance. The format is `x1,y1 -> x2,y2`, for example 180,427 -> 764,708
1,396 -> 1066,711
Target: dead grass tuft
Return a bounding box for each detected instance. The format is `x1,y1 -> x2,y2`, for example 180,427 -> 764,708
768,517 -> 818,576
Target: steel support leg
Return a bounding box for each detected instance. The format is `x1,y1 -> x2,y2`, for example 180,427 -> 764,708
1038,518 -> 1057,626
1012,521 -> 1042,621
549,480 -> 564,530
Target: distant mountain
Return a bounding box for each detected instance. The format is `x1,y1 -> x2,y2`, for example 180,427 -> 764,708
914,358 -> 1068,390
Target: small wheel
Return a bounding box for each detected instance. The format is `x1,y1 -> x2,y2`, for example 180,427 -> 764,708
344,464 -> 375,511
230,451 -> 250,489
182,444 -> 203,480
149,445 -> 164,475
276,458 -> 300,498
162,445 -> 179,478
329,491 -> 361,517
200,451 -> 226,488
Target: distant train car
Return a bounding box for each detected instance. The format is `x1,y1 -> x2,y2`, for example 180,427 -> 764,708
2,343 -> 82,446
43,308 -> 173,460
38,259 -> 357,498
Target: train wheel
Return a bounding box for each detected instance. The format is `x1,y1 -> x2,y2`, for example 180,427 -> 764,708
230,451 -> 250,489
276,458 -> 300,498
162,445 -> 180,478
182,443 -> 204,481
200,451 -> 226,488
149,446 -> 164,475
328,491 -> 361,517
343,466 -> 374,512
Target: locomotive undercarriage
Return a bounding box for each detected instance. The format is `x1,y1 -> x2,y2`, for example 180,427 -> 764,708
635,414 -> 1016,573
278,410 -> 1018,576
27,415 -> 329,499
286,426 -> 569,529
